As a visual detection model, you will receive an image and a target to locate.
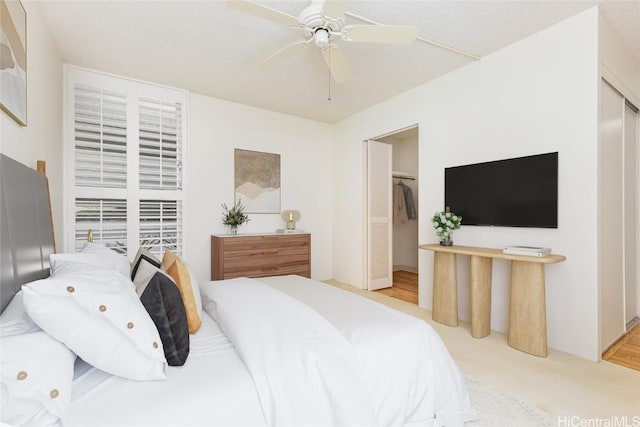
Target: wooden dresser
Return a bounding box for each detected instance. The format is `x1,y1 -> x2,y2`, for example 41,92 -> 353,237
211,233 -> 311,280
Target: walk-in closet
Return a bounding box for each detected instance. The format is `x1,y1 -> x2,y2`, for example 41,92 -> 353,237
368,126 -> 419,304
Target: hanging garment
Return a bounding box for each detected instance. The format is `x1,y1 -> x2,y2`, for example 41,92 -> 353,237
398,181 -> 417,220
393,183 -> 409,224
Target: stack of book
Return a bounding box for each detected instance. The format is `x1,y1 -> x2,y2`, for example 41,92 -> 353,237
276,228 -> 306,234
502,246 -> 551,257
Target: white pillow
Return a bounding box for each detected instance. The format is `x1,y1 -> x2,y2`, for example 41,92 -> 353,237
0,291 -> 40,337
0,331 -> 76,427
81,241 -> 121,255
22,261 -> 167,381
50,251 -> 131,278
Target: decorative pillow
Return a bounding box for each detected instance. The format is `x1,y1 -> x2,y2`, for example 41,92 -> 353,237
162,250 -> 202,333
131,247 -> 161,277
0,331 -> 76,427
50,251 -> 131,278
139,271 -> 190,366
131,247 -> 162,287
0,292 -> 40,337
22,261 -> 167,381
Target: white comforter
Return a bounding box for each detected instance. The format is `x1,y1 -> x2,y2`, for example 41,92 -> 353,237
68,313 -> 266,426
202,276 -> 477,427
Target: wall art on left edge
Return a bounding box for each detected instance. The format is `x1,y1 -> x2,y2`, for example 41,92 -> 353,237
234,149 -> 281,214
0,0 -> 26,126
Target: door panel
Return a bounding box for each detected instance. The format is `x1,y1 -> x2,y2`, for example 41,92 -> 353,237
367,140 -> 392,290
624,104 -> 639,325
600,80 -> 625,351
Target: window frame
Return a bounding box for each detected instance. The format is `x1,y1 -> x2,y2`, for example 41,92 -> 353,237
63,65 -> 189,260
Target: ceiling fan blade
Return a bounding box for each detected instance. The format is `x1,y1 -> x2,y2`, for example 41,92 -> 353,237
225,0 -> 300,27
321,0 -> 350,18
322,46 -> 352,84
343,25 -> 418,45
259,40 -> 309,69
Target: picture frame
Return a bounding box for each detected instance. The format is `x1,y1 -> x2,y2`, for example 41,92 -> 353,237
234,149 -> 281,214
0,0 -> 27,126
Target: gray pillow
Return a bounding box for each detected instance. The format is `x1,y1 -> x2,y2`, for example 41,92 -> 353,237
139,271 -> 189,366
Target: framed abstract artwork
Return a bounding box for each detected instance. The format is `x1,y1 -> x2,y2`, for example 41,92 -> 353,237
234,149 -> 281,214
0,0 -> 26,126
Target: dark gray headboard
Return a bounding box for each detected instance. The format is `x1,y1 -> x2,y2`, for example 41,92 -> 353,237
1,154 -> 55,312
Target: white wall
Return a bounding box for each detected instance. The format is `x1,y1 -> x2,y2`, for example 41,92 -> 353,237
333,8 -> 600,360
0,2 -> 63,248
188,94 -> 334,284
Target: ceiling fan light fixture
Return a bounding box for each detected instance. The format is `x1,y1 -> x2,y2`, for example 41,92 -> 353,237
314,28 -> 330,48
229,0 -> 435,86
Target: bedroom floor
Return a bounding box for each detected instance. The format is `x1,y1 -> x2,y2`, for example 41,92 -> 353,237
374,270 -> 418,304
325,279 -> 640,420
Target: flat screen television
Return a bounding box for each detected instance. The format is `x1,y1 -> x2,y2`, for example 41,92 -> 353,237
444,152 -> 558,228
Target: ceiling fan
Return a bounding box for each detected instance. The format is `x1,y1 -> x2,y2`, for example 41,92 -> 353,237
226,0 -> 419,84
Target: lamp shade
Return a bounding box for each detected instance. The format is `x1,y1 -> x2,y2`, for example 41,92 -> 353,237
281,210 -> 301,222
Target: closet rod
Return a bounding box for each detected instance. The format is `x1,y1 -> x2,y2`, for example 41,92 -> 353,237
393,174 -> 416,181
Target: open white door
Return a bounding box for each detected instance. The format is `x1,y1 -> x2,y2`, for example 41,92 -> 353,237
365,140 -> 393,290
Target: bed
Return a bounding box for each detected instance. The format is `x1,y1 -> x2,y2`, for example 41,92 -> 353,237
0,154 -> 477,427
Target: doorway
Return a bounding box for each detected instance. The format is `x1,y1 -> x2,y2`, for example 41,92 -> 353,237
364,125 -> 419,304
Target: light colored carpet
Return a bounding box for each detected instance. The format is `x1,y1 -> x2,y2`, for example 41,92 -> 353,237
466,377 -> 553,426
324,279 -> 640,418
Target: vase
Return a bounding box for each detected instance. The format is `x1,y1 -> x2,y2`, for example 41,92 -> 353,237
439,236 -> 453,246
229,225 -> 238,235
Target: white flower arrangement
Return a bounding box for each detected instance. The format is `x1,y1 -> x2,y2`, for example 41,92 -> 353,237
432,209 -> 462,239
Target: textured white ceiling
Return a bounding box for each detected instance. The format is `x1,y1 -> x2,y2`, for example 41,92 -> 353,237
38,0 -> 639,124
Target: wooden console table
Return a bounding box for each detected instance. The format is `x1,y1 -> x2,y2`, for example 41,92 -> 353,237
419,244 -> 566,357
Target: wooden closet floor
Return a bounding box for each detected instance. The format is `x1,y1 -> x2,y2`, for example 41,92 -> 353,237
374,270 -> 418,304
603,322 -> 640,371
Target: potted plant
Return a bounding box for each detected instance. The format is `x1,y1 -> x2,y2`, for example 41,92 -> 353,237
221,200 -> 250,235
432,207 -> 462,246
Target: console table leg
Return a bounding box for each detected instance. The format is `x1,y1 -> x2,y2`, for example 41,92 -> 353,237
508,261 -> 548,357
432,252 -> 458,326
470,255 -> 492,338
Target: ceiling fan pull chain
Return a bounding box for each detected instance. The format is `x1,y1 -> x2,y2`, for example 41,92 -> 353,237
327,47 -> 332,101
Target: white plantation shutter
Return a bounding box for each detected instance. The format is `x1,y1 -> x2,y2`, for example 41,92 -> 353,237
139,98 -> 182,190
139,200 -> 183,257
74,85 -> 127,188
75,199 -> 127,254
66,67 -> 188,258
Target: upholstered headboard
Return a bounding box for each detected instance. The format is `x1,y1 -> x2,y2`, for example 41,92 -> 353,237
0,154 -> 55,312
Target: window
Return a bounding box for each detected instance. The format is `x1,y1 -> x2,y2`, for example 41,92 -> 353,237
65,67 -> 188,258
139,200 -> 182,256
75,198 -> 128,254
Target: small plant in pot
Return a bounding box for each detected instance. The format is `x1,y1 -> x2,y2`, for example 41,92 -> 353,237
222,200 -> 250,235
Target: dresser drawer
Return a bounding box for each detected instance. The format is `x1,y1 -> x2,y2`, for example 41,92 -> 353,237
224,249 -> 309,269
211,234 -> 311,280
222,235 -> 309,252
222,264 -> 310,280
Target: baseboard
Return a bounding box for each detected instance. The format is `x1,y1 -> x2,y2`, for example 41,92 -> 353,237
393,265 -> 418,273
